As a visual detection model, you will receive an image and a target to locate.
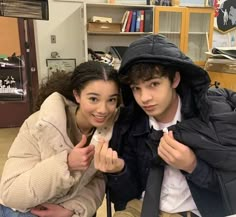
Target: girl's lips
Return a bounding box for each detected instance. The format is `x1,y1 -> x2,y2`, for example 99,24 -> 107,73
93,115 -> 107,123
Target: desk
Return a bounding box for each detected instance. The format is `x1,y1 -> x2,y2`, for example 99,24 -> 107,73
208,71 -> 236,91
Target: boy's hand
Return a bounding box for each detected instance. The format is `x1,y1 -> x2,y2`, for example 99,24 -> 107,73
68,135 -> 95,171
94,139 -> 124,173
158,131 -> 197,173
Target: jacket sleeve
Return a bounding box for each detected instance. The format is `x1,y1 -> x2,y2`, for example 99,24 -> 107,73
106,134 -> 144,211
0,120 -> 75,210
60,172 -> 105,217
184,158 -> 220,192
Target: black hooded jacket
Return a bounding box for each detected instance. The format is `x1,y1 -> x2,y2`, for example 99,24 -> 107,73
108,35 -> 235,217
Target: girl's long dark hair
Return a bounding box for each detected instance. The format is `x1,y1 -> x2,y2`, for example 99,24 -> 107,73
34,61 -> 119,111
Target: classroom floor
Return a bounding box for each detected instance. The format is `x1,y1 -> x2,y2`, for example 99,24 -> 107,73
0,127 -> 111,217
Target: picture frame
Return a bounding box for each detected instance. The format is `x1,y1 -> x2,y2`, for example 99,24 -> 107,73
214,0 -> 236,33
46,58 -> 76,77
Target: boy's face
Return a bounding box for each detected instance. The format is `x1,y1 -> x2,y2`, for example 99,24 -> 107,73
130,72 -> 180,123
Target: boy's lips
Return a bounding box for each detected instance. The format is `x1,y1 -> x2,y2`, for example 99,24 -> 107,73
143,105 -> 156,111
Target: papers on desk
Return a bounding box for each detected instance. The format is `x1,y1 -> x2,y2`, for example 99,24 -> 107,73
206,47 -> 236,60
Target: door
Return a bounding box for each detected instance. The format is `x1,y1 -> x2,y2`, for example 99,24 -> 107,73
0,18 -> 38,128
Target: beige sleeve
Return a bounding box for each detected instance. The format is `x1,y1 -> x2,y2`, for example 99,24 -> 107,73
0,120 -> 74,211
60,172 -> 105,217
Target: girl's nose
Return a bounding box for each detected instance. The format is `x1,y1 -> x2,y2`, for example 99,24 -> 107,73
97,102 -> 107,113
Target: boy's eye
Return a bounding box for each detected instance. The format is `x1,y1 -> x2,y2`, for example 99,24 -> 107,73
130,86 -> 139,91
150,82 -> 159,87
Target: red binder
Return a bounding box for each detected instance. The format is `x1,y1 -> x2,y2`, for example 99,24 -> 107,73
125,10 -> 133,32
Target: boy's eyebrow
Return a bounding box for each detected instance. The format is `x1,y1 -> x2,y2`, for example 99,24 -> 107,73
131,76 -> 162,85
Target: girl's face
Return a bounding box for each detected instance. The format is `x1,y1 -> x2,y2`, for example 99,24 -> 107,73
74,80 -> 119,130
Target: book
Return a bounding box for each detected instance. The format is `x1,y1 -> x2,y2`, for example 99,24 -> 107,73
136,10 -> 141,32
130,10 -> 137,32
144,9 -> 153,32
125,10 -> 133,32
121,10 -> 130,32
140,10 -> 144,32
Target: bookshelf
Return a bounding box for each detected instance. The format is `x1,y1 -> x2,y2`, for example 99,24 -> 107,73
80,3 -> 154,61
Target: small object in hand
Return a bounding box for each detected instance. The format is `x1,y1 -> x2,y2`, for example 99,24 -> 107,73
163,127 -> 168,133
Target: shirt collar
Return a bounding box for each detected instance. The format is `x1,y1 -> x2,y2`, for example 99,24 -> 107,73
149,95 -> 182,131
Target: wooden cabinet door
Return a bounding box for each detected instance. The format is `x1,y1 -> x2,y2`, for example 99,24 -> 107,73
184,7 -> 214,65
208,71 -> 236,91
154,6 -> 185,52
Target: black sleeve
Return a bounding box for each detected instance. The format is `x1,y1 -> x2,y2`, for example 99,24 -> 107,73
106,131 -> 143,211
184,158 -> 220,192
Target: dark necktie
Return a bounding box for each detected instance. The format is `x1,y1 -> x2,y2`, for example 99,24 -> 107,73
141,166 -> 164,217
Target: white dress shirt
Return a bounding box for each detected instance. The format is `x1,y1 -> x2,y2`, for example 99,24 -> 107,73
149,96 -> 201,216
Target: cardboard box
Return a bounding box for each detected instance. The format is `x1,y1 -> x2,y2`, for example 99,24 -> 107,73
90,16 -> 112,23
87,22 -> 121,33
205,58 -> 236,74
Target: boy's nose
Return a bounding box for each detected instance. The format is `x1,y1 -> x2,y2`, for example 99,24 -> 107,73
141,90 -> 152,103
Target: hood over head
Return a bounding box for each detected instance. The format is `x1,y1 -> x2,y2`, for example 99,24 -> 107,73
118,34 -> 211,119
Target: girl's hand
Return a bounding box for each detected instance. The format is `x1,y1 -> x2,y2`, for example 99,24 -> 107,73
31,203 -> 73,217
94,139 -> 124,173
68,135 -> 95,171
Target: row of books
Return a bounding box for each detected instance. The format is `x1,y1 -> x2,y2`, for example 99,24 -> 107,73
121,9 -> 153,33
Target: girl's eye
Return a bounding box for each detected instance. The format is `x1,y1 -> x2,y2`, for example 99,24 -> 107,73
109,97 -> 117,103
89,97 -> 98,102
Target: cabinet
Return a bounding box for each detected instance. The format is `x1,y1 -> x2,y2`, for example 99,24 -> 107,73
208,71 -> 236,91
154,6 -> 214,65
80,3 -> 154,61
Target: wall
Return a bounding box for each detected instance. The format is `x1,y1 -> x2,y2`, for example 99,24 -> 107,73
0,17 -> 20,56
34,0 -> 82,81
34,0 -> 106,81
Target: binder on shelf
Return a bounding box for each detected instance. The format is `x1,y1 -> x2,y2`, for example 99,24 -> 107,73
140,10 -> 144,32
125,10 -> 133,32
144,9 -> 153,32
130,10 -> 137,32
136,10 -> 141,32
121,10 -> 130,32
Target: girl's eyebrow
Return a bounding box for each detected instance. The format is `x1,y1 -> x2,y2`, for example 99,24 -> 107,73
86,93 -> 119,97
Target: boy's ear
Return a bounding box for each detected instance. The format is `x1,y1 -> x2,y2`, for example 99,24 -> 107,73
73,90 -> 80,104
172,71 -> 181,88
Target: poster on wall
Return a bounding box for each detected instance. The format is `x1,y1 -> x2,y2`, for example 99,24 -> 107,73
46,58 -> 76,78
214,0 -> 236,33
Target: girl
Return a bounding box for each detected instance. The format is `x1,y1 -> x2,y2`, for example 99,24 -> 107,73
0,61 -> 120,217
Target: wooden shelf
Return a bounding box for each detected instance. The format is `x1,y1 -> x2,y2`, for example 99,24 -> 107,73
87,31 -> 153,35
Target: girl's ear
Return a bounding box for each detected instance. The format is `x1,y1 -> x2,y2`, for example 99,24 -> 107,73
172,71 -> 181,88
73,90 -> 80,104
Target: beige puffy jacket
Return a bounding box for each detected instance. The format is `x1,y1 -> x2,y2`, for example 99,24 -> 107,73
0,92 -> 115,217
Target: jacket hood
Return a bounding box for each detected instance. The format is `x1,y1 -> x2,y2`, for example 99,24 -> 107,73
119,34 -> 211,119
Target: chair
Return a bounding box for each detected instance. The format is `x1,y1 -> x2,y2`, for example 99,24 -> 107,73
106,186 -> 112,217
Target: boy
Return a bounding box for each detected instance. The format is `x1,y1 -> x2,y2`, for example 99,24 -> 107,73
95,34 -> 236,217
